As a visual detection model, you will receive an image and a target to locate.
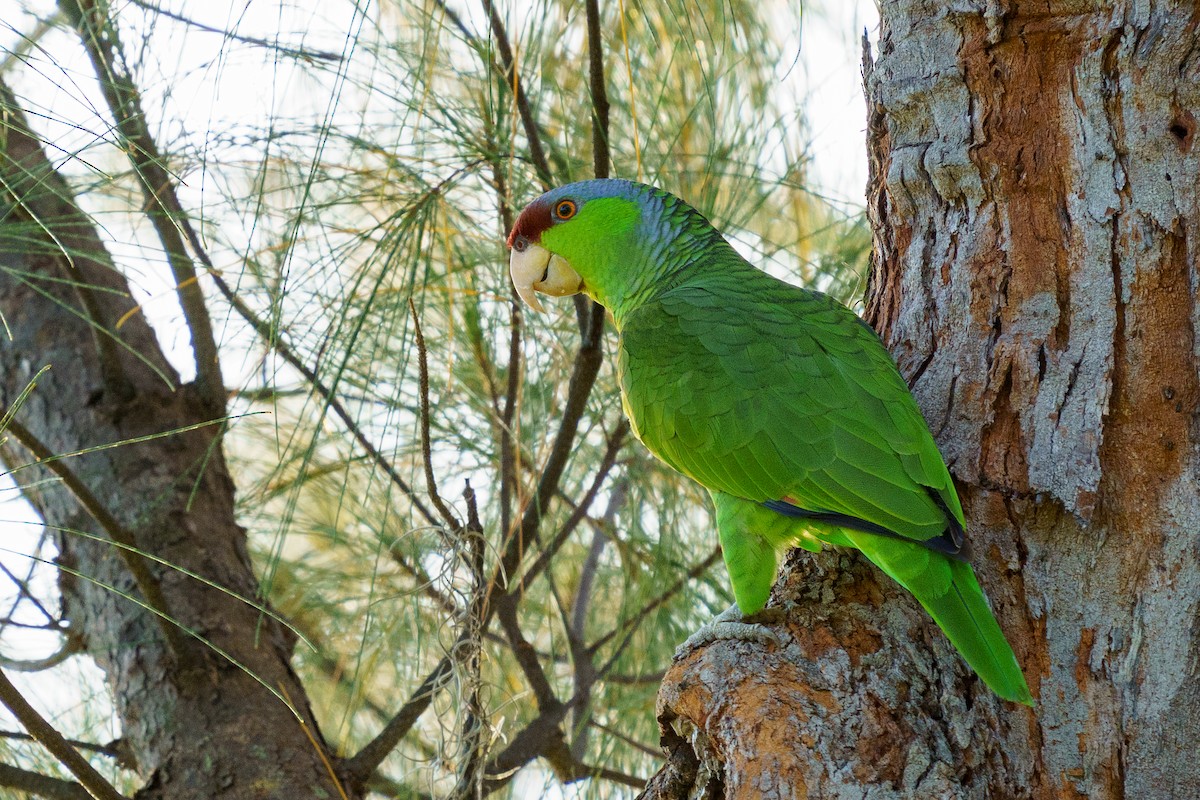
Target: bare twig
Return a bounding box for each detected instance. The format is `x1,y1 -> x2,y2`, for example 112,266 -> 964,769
0,618 -> 67,632
125,0 -> 344,62
588,669 -> 664,686
0,669 -> 129,800
515,421 -> 628,595
568,478 -> 627,758
451,482 -> 487,798
484,147 -> 523,546
342,654 -> 456,785
60,0 -> 225,414
499,286 -> 523,533
590,546 -> 724,674
585,0 -> 611,180
570,484 -> 622,641
590,719 -> 664,759
580,0 -> 613,344
0,638 -> 77,672
0,762 -> 95,800
0,559 -> 59,628
409,300 -> 461,532
0,730 -> 122,760
499,331 -> 605,594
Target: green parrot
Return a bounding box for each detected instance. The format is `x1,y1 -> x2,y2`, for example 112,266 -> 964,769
507,178 -> 1032,705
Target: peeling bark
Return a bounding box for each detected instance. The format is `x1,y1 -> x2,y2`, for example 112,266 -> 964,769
646,2 -> 1200,797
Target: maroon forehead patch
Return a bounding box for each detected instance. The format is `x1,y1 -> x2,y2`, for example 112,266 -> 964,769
506,196 -> 552,249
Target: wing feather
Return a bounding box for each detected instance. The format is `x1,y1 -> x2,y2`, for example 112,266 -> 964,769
618,271 -> 962,548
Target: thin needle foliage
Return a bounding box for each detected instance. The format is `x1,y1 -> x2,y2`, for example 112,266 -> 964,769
0,0 -> 867,797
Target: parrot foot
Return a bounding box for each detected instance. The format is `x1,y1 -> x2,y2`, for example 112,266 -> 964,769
674,604 -> 788,660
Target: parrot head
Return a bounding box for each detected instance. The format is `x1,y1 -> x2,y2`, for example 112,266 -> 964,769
507,179 -> 713,317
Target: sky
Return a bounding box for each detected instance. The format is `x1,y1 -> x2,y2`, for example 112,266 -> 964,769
795,1 -> 880,202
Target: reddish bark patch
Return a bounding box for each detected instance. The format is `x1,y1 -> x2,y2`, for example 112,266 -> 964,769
1075,627 -> 1096,687
662,647 -> 815,800
1097,230 -> 1198,540
786,622 -> 884,671
960,17 -> 1082,495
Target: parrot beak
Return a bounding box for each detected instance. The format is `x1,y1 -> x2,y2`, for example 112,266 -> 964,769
509,241 -> 583,312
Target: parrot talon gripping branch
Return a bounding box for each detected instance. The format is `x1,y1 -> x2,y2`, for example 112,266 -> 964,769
506,178 -> 1032,705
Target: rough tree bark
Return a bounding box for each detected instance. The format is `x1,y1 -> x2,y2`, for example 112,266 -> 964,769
644,2 -> 1200,798
0,81 -> 353,799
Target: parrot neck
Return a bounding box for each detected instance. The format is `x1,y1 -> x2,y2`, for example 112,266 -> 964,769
595,211 -> 740,328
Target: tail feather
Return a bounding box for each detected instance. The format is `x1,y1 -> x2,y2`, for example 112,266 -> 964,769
928,559 -> 1032,705
851,533 -> 1033,705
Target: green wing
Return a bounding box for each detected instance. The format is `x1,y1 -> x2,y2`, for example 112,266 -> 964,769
618,270 -> 1032,705
618,271 -> 962,546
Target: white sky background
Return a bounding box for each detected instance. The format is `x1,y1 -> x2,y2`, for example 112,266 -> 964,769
799,1 -> 881,203
0,0 -> 879,791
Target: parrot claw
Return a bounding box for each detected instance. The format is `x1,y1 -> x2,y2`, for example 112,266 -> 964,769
674,604 -> 788,660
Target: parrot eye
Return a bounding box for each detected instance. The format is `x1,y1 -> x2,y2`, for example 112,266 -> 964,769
553,199 -> 577,220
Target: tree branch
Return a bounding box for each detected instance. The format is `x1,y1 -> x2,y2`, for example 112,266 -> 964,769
349,4 -> 623,776
409,300 -> 461,532
585,0 -> 610,180
0,730 -> 123,761
0,638 -> 78,672
495,593 -> 561,711
515,421 -> 627,595
589,720 -> 663,759
589,546 -> 723,667
479,704 -> 644,793
0,557 -> 60,629
0,762 -> 95,800
450,482 -> 487,797
124,0 -> 344,62
633,714 -> 704,800
341,654 -> 455,786
0,77 -> 169,402
59,0 -> 225,414
0,670 -> 129,800
568,478 -> 627,758
484,148 -> 523,549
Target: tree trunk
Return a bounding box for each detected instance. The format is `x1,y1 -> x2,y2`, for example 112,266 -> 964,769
0,81 -> 352,799
645,2 -> 1200,797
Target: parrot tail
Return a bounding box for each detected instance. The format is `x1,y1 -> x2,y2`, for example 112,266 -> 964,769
849,531 -> 1033,705
911,558 -> 1033,705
